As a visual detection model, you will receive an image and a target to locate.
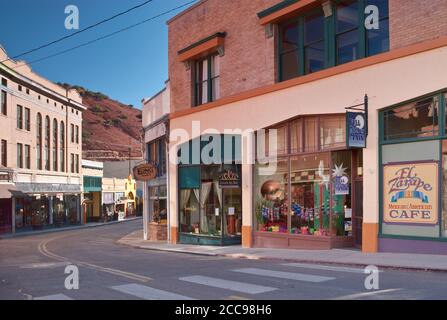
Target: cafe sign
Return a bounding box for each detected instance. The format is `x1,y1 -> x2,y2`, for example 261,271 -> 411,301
219,168 -> 240,188
133,163 -> 158,182
383,162 -> 438,225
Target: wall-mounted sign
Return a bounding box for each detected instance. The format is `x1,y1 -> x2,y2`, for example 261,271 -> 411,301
218,168 -> 240,188
346,112 -> 366,148
133,163 -> 158,181
383,162 -> 438,225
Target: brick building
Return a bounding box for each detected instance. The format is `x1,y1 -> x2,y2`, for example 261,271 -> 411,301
166,0 -> 447,254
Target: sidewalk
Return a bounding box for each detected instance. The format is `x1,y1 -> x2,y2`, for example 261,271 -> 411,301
118,230 -> 447,272
0,217 -> 142,239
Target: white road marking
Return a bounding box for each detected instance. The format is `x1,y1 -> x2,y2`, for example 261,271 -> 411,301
110,283 -> 194,300
20,262 -> 70,269
179,275 -> 277,294
333,288 -> 403,300
283,263 -> 368,274
232,268 -> 335,283
34,294 -> 73,300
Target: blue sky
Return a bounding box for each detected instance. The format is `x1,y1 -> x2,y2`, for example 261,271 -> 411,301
0,0 -> 197,108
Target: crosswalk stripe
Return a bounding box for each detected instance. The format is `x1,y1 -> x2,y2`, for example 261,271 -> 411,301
110,283 -> 194,300
34,294 -> 73,300
232,268 -> 335,283
283,263 -> 366,274
179,275 -> 277,294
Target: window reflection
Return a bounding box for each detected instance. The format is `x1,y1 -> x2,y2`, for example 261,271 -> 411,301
384,96 -> 439,141
255,159 -> 289,233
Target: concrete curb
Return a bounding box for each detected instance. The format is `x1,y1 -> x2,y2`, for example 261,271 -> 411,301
118,240 -> 447,273
0,217 -> 143,239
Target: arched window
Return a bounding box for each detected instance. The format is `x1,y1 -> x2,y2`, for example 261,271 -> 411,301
53,119 -> 58,171
36,113 -> 42,170
60,121 -> 65,172
45,116 -> 50,170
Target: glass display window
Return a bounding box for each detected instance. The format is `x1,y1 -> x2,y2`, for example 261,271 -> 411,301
255,159 -> 289,233
290,153 -> 331,236
331,151 -> 352,236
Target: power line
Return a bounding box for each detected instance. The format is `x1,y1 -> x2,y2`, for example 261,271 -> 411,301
11,0 -> 197,70
1,0 -> 155,63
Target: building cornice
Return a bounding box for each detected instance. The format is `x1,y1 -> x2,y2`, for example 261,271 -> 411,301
0,63 -> 87,111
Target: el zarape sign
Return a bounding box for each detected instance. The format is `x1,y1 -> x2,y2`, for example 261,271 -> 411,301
383,162 -> 439,225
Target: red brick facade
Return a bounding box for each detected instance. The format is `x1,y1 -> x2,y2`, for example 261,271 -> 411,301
168,0 -> 278,113
390,0 -> 447,50
168,0 -> 447,113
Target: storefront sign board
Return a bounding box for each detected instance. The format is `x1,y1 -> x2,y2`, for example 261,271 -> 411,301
383,162 -> 438,225
133,163 -> 158,181
218,168 -> 240,188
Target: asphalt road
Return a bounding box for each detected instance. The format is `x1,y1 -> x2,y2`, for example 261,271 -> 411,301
0,219 -> 446,300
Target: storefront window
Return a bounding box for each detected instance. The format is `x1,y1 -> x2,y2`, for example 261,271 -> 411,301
254,159 -> 289,233
290,153 -> 331,236
149,186 -> 168,224
320,115 -> 346,149
64,195 -> 79,224
199,165 -> 222,236
304,117 -> 318,152
383,95 -> 439,141
53,196 -> 66,226
15,198 -> 32,230
290,118 -> 303,153
331,151 -> 352,236
31,196 -> 49,229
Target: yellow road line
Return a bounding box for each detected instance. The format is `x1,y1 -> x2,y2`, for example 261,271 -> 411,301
37,235 -> 152,283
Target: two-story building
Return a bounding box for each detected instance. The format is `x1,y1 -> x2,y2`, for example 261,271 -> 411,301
142,81 -> 170,241
166,0 -> 447,254
0,46 -> 85,234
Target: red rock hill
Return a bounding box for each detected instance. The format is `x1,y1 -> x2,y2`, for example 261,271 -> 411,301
59,84 -> 143,161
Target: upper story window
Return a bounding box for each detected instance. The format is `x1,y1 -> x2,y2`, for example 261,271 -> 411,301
1,139 -> 7,167
24,107 -> 30,131
1,78 -> 6,87
53,119 -> 58,172
1,90 -> 6,116
278,0 -> 389,82
147,139 -> 167,177
60,121 -> 65,172
194,54 -> 220,107
71,124 -> 75,143
36,113 -> 42,170
75,125 -> 79,144
16,105 -> 23,129
45,116 -> 50,171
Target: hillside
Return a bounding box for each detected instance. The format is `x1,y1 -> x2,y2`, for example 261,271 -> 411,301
59,83 -> 143,161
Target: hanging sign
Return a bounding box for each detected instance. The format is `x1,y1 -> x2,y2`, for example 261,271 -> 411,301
218,168 -> 240,188
133,163 -> 158,181
383,162 -> 438,225
346,112 -> 367,148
